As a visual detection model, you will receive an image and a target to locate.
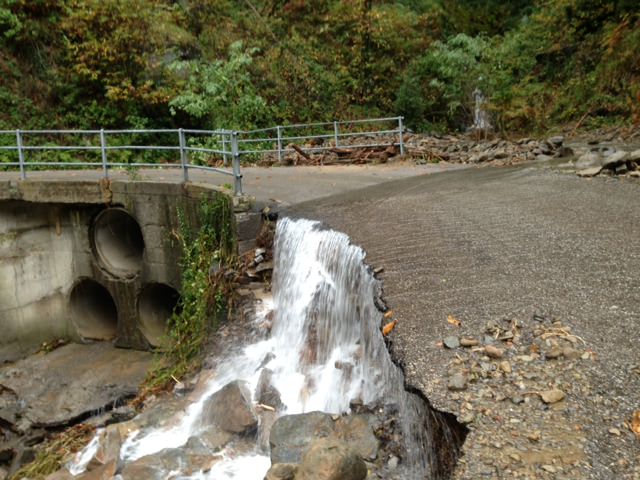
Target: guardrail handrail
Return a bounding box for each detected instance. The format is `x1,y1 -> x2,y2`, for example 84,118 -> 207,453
0,116 -> 405,195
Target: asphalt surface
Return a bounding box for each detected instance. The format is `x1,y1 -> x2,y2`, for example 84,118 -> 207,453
287,166 -> 640,479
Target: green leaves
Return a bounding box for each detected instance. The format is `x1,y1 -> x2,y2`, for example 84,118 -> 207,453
169,41 -> 272,130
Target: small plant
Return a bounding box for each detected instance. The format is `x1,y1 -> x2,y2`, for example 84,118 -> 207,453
144,193 -> 235,389
10,424 -> 95,479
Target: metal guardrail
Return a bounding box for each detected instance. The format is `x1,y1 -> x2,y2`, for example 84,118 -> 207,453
0,117 -> 405,196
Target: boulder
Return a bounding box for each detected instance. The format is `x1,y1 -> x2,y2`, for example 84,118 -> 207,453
629,149 -> 640,162
201,380 -> 257,434
264,463 -> 298,480
269,412 -> 380,465
296,438 -> 367,480
270,412 -> 335,464
78,461 -> 117,480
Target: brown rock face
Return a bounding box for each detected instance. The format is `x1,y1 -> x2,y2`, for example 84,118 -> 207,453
201,380 -> 258,434
296,438 -> 367,480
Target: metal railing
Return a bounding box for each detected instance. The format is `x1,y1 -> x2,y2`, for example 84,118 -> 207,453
236,116 -> 404,161
0,116 -> 405,196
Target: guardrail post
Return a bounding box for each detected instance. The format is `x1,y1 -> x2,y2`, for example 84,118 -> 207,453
100,129 -> 109,179
276,126 -> 283,163
333,121 -> 339,147
398,116 -> 405,156
221,131 -> 229,166
231,131 -> 243,196
178,128 -> 189,182
16,129 -> 25,180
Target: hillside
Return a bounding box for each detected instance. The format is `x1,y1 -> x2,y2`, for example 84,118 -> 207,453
1,0 -> 638,133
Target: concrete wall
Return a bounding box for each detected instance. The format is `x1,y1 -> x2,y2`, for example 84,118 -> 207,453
0,179 -> 234,362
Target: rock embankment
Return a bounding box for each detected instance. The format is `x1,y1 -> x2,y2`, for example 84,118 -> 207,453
405,134 -> 571,166
575,147 -> 640,179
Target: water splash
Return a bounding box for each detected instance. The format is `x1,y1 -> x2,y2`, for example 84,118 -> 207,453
72,217 -> 443,478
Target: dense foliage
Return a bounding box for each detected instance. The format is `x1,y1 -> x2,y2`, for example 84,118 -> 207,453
1,0 -> 638,133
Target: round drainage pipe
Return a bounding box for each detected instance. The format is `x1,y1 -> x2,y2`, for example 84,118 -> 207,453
70,279 -> 118,340
92,208 -> 145,277
138,283 -> 181,347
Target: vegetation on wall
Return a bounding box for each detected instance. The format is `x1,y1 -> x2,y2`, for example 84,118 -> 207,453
0,0 -> 638,134
146,193 -> 235,388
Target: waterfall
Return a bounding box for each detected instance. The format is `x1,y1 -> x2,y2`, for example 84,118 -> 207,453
71,217 -> 447,479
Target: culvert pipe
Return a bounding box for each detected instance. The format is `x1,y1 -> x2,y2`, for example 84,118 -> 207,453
70,279 -> 118,340
137,283 -> 181,347
91,208 -> 144,277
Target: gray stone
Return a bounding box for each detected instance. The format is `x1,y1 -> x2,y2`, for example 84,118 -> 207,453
547,136 -> 564,147
577,167 -> 602,177
447,373 -> 467,391
629,149 -> 640,162
201,380 -> 257,434
575,152 -> 603,169
270,412 -> 335,464
443,336 -> 460,349
602,151 -> 628,169
269,412 -> 379,465
296,438 -> 367,480
540,389 -> 565,404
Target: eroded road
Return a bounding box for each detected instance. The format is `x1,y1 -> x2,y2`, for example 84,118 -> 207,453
288,166 -> 640,479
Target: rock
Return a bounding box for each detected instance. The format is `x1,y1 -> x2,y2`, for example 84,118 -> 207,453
86,426 -> 122,472
264,463 -> 298,480
615,164 -> 628,175
629,149 -> 640,162
575,152 -> 602,169
602,151 -> 628,169
499,361 -> 512,374
540,389 -> 565,404
563,347 -> 581,360
387,455 -> 399,469
511,395 -> 524,405
77,461 -> 117,480
447,373 -> 467,391
542,464 -> 557,473
535,154 -> 553,162
577,167 -> 602,177
119,448 -> 222,479
296,438 -> 367,480
555,146 -> 574,158
443,336 -> 460,349
609,427 -> 621,436
186,428 -> 233,453
460,338 -> 479,347
545,347 -> 562,359
256,260 -> 274,274
270,412 -> 379,465
630,171 -> 640,178
334,415 -> 379,461
548,136 -> 564,147
0,468 -> 6,480
201,380 -> 258,434
484,345 -> 504,359
270,412 -> 335,464
256,369 -> 284,410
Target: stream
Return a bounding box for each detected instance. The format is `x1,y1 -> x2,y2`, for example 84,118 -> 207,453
70,217 -> 462,479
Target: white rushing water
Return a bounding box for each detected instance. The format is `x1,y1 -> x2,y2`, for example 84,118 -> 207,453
71,217 -> 433,479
